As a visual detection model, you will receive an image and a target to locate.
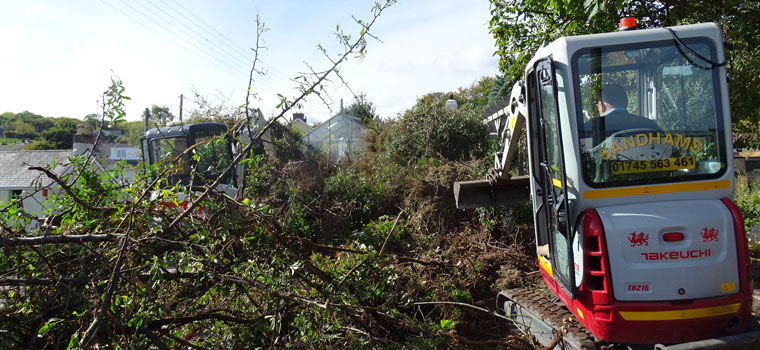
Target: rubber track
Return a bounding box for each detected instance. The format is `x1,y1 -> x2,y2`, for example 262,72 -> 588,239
501,288 -> 607,350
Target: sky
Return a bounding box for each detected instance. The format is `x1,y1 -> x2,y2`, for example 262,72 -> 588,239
0,1 -> 500,124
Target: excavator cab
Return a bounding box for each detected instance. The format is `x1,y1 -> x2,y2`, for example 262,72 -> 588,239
457,22 -> 757,347
141,122 -> 237,196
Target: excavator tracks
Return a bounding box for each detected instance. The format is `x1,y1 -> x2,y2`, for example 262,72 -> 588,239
498,288 -> 760,350
497,288 -> 610,350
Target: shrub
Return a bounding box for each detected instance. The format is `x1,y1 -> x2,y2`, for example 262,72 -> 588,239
736,181 -> 760,233
383,99 -> 489,165
22,140 -> 55,150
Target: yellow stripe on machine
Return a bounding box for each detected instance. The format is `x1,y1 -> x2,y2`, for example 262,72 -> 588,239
583,180 -> 730,200
538,256 -> 553,279
619,303 -> 740,321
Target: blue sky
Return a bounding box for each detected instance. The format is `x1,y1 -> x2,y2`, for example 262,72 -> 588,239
0,1 -> 499,123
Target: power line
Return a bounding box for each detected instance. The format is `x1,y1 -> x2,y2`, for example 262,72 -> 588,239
144,0 -> 295,95
100,0 -> 244,79
103,0 -> 312,106
147,0 -> 255,68
163,0 -> 294,82
167,0 -> 255,59
118,0 -> 248,76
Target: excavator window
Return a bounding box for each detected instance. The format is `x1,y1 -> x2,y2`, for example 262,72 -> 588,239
148,137 -> 191,186
192,132 -> 234,186
534,58 -> 575,297
142,124 -> 235,188
573,37 -> 726,188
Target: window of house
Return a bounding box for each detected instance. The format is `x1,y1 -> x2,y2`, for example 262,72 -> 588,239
10,189 -> 23,207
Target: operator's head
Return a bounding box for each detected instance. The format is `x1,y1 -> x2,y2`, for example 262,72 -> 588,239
598,83 -> 628,114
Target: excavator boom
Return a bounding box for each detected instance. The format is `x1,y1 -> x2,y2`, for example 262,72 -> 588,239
454,82 -> 530,208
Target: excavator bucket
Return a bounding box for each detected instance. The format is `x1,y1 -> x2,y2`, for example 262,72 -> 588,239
453,176 -> 530,209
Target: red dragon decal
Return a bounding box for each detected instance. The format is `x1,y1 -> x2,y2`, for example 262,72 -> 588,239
627,232 -> 649,247
700,227 -> 718,242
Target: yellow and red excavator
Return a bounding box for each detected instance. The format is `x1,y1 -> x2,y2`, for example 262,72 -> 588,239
455,19 -> 760,349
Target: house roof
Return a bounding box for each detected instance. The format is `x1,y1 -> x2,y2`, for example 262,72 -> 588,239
0,144 -> 25,152
0,150 -> 75,189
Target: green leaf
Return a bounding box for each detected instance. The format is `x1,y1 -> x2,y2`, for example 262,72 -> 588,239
38,318 -> 63,335
67,332 -> 80,349
440,319 -> 454,330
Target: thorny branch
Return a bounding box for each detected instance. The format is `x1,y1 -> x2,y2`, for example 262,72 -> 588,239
28,166 -> 111,212
79,216 -> 134,347
245,12 -> 267,120
167,0 -> 395,231
0,2 -> 537,348
0,233 -> 123,247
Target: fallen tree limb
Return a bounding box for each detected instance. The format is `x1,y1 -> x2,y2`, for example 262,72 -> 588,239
220,274 -> 330,309
28,166 -> 111,212
0,271 -> 200,286
0,277 -> 91,286
80,222 -> 132,347
442,332 -> 531,350
282,234 -> 455,268
0,234 -> 124,247
412,301 -> 516,323
144,329 -> 170,350
160,331 -> 209,350
338,211 -> 404,288
148,312 -> 261,327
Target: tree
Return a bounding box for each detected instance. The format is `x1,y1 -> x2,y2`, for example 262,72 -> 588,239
486,74 -> 513,107
117,120 -> 145,147
185,88 -> 240,125
456,76 -> 496,110
488,0 -> 760,147
343,92 -> 377,124
42,123 -> 77,149
29,117 -> 55,132
84,113 -> 102,130
55,117 -> 80,129
384,91 -> 490,165
15,110 -> 45,124
13,121 -> 36,139
22,140 -> 55,150
150,104 -> 175,125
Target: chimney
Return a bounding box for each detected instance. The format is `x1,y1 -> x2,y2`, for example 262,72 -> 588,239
293,113 -> 306,123
72,124 -> 94,156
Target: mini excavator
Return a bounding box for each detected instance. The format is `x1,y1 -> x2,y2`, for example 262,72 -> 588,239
140,108 -> 272,200
454,19 -> 760,349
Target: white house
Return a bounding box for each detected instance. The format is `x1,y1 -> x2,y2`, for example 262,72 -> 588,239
0,150 -> 75,229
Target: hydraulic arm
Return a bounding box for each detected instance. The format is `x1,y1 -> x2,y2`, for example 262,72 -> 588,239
453,82 -> 530,209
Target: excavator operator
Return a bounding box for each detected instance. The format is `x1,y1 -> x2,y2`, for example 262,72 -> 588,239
585,83 -> 660,136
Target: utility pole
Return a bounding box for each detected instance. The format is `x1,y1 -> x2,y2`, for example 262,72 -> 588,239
143,108 -> 150,133
340,98 -> 344,113
179,94 -> 183,122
